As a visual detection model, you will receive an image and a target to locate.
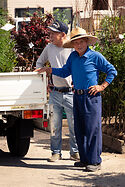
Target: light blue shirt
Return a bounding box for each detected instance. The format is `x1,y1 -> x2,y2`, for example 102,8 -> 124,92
52,47 -> 117,89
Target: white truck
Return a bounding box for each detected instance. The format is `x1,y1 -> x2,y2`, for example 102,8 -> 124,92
14,17 -> 31,31
0,71 -> 51,157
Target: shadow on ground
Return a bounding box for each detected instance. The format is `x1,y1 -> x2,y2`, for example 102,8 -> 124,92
0,149 -> 125,187
49,172 -> 125,187
0,149 -> 76,170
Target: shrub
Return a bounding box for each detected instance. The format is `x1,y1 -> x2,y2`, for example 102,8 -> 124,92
0,9 -> 17,72
95,16 -> 125,131
11,12 -> 53,71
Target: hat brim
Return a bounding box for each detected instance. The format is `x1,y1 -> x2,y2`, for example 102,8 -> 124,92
48,26 -> 61,33
63,35 -> 98,48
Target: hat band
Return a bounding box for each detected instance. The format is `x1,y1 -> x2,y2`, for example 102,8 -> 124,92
71,34 -> 87,40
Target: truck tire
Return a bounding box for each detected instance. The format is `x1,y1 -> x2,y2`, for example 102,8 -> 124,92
7,121 -> 30,157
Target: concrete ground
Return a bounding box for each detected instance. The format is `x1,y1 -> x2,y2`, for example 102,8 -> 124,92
0,127 -> 125,187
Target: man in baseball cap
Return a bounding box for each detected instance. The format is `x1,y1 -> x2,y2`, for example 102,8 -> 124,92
36,20 -> 79,162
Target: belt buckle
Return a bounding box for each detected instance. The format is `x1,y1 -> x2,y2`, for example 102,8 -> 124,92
68,88 -> 72,92
59,89 -> 62,93
77,89 -> 84,95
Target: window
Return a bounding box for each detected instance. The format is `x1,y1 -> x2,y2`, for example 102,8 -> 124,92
15,8 -> 44,17
0,0 -> 7,9
93,0 -> 108,10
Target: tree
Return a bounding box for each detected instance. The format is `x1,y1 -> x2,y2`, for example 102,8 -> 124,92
0,9 -> 17,72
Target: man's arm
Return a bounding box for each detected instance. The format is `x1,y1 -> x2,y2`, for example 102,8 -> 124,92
35,54 -> 72,79
89,53 -> 117,96
36,45 -> 48,69
96,52 -> 117,84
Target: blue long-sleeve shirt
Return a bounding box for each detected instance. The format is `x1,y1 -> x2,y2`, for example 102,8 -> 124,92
52,47 -> 117,90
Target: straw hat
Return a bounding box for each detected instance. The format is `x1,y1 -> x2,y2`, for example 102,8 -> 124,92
63,27 -> 98,48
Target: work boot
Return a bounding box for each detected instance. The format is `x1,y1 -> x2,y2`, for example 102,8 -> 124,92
85,163 -> 101,172
70,152 -> 80,161
74,161 -> 87,167
47,153 -> 62,162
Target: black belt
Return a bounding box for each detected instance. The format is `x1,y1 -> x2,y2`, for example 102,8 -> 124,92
51,86 -> 73,93
75,89 -> 89,95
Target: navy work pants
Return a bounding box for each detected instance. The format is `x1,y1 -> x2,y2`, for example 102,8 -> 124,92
73,91 -> 102,165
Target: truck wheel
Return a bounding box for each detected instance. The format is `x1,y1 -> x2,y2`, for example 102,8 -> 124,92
7,123 -> 30,157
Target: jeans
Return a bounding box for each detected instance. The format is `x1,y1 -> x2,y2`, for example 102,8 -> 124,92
49,90 -> 78,155
73,91 -> 102,165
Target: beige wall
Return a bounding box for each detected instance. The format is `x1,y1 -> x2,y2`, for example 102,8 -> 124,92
8,0 -> 108,18
6,0 -> 115,19
7,0 -> 78,18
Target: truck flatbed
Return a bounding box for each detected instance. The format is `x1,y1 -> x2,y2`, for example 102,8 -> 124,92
0,72 -> 47,111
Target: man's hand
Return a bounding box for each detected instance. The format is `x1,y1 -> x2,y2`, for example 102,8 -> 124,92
89,82 -> 109,95
88,85 -> 104,95
34,67 -> 52,75
47,84 -> 54,93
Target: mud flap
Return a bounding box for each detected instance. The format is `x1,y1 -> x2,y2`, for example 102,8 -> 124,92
18,119 -> 34,138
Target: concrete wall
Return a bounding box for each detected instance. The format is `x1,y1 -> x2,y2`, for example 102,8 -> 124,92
6,0 -> 114,19
1,0 -> 124,19
113,0 -> 125,9
7,0 -> 86,18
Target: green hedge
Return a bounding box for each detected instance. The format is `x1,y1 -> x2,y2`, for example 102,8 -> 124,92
95,16 -> 125,131
0,9 -> 17,72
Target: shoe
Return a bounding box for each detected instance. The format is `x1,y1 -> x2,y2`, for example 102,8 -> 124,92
74,161 -> 87,167
47,154 -> 61,162
85,163 -> 101,172
70,152 -> 80,161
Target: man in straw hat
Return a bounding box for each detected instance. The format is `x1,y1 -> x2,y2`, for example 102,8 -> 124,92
36,27 -> 117,171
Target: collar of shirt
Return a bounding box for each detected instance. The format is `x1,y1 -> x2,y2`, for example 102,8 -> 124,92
74,47 -> 92,59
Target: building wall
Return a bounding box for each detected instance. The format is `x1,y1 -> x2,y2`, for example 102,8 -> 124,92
113,0 -> 125,9
7,0 -> 85,18
2,0 -> 124,19
2,0 -> 124,31
7,0 -> 114,19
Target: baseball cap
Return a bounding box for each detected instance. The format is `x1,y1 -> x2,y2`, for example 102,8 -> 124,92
48,20 -> 68,34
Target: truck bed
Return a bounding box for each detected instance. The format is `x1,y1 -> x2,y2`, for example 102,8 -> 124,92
0,72 -> 47,111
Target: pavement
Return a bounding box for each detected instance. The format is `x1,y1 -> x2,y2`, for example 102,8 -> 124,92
0,126 -> 125,187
